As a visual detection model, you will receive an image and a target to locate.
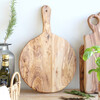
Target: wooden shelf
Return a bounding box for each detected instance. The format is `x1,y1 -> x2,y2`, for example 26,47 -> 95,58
19,89 -> 98,100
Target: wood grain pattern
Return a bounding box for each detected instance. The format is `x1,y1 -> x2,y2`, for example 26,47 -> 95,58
79,45 -> 84,92
19,5 -> 76,93
84,12 -> 100,93
19,89 -> 98,100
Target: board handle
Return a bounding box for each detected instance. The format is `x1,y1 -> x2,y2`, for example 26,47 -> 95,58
88,14 -> 100,32
41,5 -> 51,33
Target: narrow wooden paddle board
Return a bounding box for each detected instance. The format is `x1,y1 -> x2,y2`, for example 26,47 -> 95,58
80,13 -> 100,93
19,5 -> 76,93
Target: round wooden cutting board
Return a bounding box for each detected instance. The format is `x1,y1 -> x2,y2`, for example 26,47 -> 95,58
19,5 -> 76,93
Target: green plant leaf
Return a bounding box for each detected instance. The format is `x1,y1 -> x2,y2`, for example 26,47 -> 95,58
88,69 -> 97,74
88,67 -> 100,81
95,57 -> 100,67
83,48 -> 93,61
92,46 -> 100,53
96,67 -> 100,81
84,48 -> 92,52
89,67 -> 100,81
97,72 -> 100,81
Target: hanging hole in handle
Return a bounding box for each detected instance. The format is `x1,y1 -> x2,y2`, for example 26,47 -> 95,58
45,10 -> 48,12
90,17 -> 99,25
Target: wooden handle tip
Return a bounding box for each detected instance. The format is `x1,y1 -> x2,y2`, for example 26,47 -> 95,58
42,5 -> 51,12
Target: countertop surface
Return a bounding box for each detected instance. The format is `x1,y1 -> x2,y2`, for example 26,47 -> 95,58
19,90 -> 98,100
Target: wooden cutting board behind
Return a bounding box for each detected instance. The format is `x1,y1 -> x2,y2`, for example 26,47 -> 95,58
81,13 -> 100,93
19,5 -> 76,93
79,45 -> 84,92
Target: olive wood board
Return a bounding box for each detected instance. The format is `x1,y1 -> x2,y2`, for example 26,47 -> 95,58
19,5 -> 76,93
80,12 -> 100,93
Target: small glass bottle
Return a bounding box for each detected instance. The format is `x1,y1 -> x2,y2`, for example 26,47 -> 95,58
0,43 -> 15,78
0,54 -> 10,87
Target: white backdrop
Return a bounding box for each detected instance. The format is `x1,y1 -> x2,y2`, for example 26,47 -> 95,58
0,0 -> 100,89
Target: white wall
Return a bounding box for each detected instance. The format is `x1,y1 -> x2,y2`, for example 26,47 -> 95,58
0,0 -> 100,89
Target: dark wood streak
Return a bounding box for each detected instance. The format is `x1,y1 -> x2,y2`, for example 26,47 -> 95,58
79,45 -> 84,92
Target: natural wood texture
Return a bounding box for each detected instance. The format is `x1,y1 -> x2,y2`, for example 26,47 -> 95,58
19,89 -> 98,100
19,5 -> 76,93
84,12 -> 100,93
79,45 -> 84,92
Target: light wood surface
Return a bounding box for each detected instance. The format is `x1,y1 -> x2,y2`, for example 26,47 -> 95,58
84,12 -> 100,93
19,5 -> 76,93
79,45 -> 84,92
19,89 -> 98,100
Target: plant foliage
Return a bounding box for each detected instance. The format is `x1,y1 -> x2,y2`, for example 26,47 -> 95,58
65,90 -> 95,99
4,0 -> 16,43
83,46 -> 100,81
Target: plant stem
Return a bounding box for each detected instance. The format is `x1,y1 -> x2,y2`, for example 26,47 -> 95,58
93,53 -> 96,60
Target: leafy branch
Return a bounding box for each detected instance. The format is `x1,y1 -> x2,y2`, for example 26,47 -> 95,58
83,46 -> 100,81
4,0 -> 16,43
65,90 -> 95,99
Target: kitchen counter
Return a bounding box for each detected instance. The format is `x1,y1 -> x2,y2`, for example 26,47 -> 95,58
19,90 -> 98,100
